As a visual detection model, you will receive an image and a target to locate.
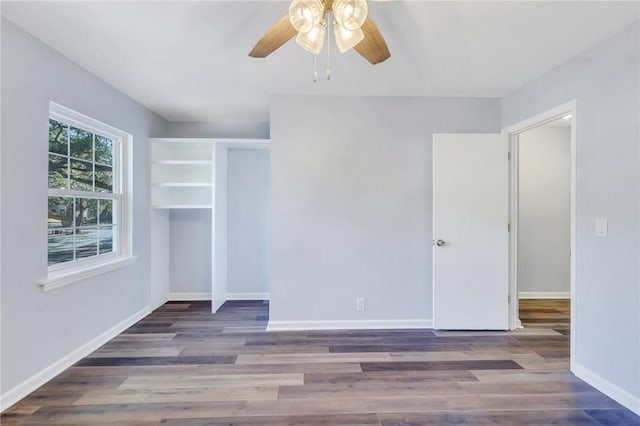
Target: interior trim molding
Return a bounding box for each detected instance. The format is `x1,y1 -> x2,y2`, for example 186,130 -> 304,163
0,306 -> 150,411
38,255 -> 138,292
226,292 -> 269,301
167,292 -> 211,301
518,291 -> 570,299
212,297 -> 225,313
573,362 -> 640,415
267,319 -> 433,332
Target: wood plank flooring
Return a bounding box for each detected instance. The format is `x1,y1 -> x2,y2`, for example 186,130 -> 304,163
2,299 -> 639,425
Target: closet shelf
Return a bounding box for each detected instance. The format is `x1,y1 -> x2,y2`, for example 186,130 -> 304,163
150,138 -> 214,209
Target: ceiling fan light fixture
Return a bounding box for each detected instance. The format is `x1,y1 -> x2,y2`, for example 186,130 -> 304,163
332,0 -> 368,31
333,23 -> 364,53
295,18 -> 326,54
248,0 -> 390,66
289,0 -> 324,33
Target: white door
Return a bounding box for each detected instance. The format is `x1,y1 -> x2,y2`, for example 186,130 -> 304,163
433,133 -> 509,330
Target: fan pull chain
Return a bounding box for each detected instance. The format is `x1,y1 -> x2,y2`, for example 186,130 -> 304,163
313,54 -> 318,83
326,15 -> 332,80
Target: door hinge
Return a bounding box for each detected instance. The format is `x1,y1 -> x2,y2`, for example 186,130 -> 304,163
507,223 -> 510,232
508,294 -> 511,303
507,152 -> 511,160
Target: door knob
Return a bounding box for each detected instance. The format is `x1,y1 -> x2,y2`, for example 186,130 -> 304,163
435,239 -> 446,247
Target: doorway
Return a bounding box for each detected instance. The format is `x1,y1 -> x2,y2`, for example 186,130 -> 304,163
505,101 -> 576,367
518,117 -> 572,299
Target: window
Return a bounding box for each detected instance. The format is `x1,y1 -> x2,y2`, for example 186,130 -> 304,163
44,103 -> 133,288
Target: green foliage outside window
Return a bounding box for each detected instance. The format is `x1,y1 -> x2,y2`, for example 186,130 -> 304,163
48,119 -> 113,192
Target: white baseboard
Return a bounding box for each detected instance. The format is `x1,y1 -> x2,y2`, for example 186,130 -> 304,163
150,297 -> 169,312
267,319 -> 433,332
0,306 -> 150,411
226,292 -> 269,301
167,292 -> 211,301
519,291 -> 570,299
573,362 -> 640,415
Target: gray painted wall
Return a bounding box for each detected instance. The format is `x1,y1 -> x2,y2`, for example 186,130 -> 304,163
1,19 -> 168,395
169,210 -> 212,294
503,23 -> 640,402
150,210 -> 171,308
165,121 -> 269,139
270,95 -> 501,323
518,126 -> 571,295
227,149 -> 270,296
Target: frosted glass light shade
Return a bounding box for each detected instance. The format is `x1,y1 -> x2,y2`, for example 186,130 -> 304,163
295,20 -> 326,54
289,0 -> 324,33
332,0 -> 368,31
334,24 -> 364,52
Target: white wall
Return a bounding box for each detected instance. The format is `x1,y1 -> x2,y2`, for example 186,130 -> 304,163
269,95 -> 501,326
0,18 -> 168,405
169,210 -> 212,296
502,23 -> 640,411
227,149 -> 270,297
518,126 -> 571,296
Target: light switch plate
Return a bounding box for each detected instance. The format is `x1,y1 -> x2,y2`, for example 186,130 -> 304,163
595,218 -> 608,237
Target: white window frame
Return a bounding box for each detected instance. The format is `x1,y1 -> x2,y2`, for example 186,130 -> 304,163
39,102 -> 135,292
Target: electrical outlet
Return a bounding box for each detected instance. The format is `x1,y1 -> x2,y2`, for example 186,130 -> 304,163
356,297 -> 366,311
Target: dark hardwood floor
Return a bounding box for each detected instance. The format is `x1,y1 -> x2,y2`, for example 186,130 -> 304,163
2,299 -> 639,425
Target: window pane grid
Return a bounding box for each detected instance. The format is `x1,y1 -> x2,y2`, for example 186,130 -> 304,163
49,120 -> 116,194
48,194 -> 117,266
48,114 -> 120,267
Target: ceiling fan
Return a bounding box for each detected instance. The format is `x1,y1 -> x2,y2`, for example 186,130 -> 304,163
249,0 -> 390,65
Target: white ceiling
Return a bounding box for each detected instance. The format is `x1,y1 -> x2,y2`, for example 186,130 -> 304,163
2,1 -> 638,122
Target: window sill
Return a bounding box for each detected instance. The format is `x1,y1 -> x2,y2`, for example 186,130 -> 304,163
38,255 -> 137,292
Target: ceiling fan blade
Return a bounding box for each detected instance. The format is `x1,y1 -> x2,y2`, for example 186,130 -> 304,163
354,16 -> 391,65
249,14 -> 297,58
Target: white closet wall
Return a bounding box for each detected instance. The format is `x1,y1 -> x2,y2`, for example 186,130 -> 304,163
226,149 -> 270,299
169,209 -> 212,296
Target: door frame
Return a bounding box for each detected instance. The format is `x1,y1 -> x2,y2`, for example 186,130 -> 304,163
502,100 -> 577,370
